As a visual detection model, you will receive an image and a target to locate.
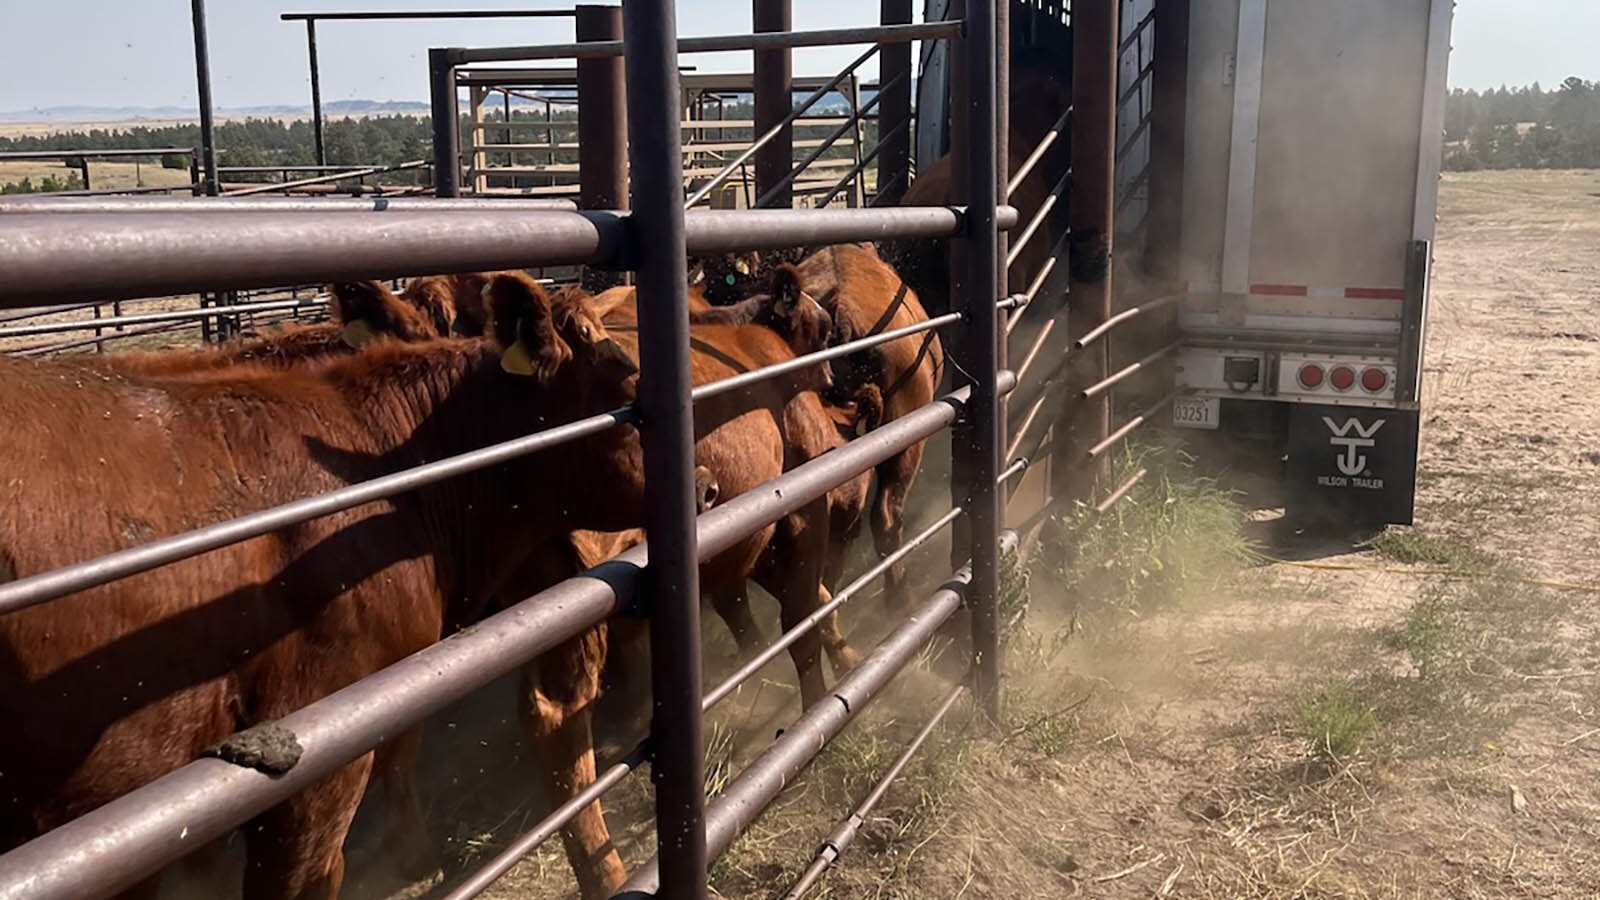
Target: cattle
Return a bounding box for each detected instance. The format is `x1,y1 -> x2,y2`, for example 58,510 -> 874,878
560,271 -> 870,691
0,275 -> 647,899
698,244 -> 945,611
882,66 -> 1073,319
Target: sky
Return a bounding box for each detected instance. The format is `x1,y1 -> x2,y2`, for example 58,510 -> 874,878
0,0 -> 1595,113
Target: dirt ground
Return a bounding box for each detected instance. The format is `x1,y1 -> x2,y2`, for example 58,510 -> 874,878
156,170 -> 1600,899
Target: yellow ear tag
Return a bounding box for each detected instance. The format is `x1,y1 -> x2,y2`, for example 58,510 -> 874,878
500,339 -> 537,376
341,319 -> 376,348
734,257 -> 752,276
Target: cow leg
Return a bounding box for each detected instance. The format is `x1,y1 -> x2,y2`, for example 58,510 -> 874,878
241,754 -> 373,900
815,583 -> 861,678
374,728 -> 441,883
708,585 -> 766,654
873,445 -> 924,612
768,503 -> 833,709
521,628 -> 626,900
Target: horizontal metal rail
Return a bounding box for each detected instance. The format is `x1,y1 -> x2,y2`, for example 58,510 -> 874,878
23,183 -> 205,199
1071,294 -> 1179,349
694,312 -> 963,403
0,196 -> 579,214
1085,392 -> 1175,459
998,457 -> 1029,485
0,377 -> 997,900
13,319 -> 200,358
0,405 -> 634,617
440,741 -> 651,900
1011,317 -> 1057,385
684,45 -> 878,209
755,67 -> 904,209
0,206 -> 1017,309
282,9 -> 575,20
1095,467 -> 1148,514
1007,106 -> 1071,199
782,681 -> 967,900
0,299 -> 320,339
1005,391 -> 1051,461
445,21 -> 962,64
994,293 -> 1028,313
0,301 -> 101,325
1005,165 -> 1070,268
702,506 -> 963,711
225,160 -> 430,197
1005,228 -> 1069,336
0,148 -> 195,161
1079,340 -> 1182,399
432,388 -> 997,899
218,164 -> 414,174
618,531 -> 1019,896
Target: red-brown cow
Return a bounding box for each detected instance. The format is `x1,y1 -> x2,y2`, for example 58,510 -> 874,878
0,277 -> 647,899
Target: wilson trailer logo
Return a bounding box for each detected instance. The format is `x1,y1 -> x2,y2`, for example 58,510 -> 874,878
1324,416 -> 1386,477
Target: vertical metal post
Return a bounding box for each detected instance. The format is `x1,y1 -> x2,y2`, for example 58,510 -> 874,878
623,0 -> 707,895
1057,0 -> 1119,501
877,0 -> 913,205
956,0 -> 1002,719
429,48 -> 462,198
946,0 -> 972,564
470,86 -> 489,195
189,0 -> 220,196
753,0 -> 793,209
306,20 -> 327,167
578,4 -> 629,290
77,158 -> 92,191
189,153 -> 202,196
577,9 -> 629,206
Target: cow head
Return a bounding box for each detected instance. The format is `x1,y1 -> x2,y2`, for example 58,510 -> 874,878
327,280 -> 440,347
482,274 -> 638,390
689,250 -> 764,306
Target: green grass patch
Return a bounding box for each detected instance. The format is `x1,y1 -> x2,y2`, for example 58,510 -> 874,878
1366,530 -> 1496,571
1296,681 -> 1379,762
1039,440 -> 1252,619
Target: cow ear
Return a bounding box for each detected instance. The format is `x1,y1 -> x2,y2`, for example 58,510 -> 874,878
482,274 -> 569,380
769,263 -> 802,316
327,281 -> 402,347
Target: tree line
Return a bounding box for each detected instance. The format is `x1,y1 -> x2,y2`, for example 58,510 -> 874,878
1444,77 -> 1600,170
0,97 -> 872,193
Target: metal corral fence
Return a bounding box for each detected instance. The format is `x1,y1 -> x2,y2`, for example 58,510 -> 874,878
0,0 -> 1186,896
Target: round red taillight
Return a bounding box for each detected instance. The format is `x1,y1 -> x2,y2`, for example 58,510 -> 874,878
1297,364 -> 1325,389
1329,366 -> 1356,391
1361,367 -> 1388,393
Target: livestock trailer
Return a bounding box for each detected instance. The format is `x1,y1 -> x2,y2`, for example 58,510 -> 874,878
919,0 -> 1455,526
1168,0 -> 1454,526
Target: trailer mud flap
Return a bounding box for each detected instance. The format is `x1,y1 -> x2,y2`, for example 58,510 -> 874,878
1286,404 -> 1419,526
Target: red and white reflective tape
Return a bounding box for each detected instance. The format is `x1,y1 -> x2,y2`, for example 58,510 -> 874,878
1178,281 -> 1405,301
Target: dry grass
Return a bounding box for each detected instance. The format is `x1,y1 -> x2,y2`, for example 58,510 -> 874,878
0,159 -> 192,191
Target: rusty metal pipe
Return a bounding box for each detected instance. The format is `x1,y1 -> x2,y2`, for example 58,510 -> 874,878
1079,340 -> 1181,400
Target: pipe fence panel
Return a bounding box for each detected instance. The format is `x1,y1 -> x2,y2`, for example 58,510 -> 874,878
0,3 -> 1065,899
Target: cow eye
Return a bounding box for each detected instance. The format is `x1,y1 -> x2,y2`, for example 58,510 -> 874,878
724,274 -> 737,286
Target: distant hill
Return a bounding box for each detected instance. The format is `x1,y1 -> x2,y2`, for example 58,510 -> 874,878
0,100 -> 431,124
